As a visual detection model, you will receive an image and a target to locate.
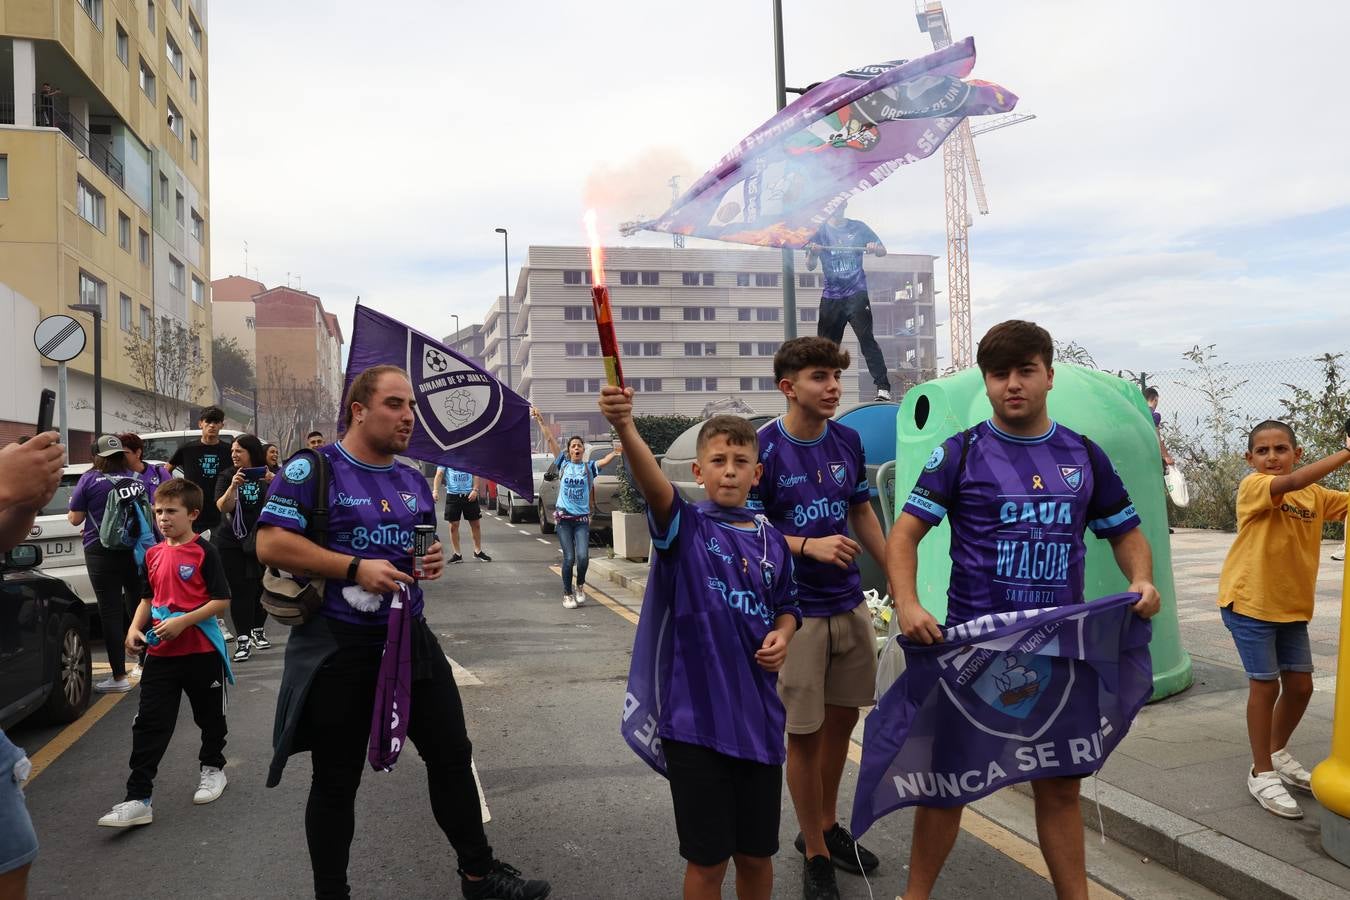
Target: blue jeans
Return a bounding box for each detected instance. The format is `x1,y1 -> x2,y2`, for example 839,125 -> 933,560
556,518 -> 590,594
1220,605 -> 1314,681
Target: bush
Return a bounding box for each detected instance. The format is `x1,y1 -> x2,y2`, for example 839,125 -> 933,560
614,414 -> 702,513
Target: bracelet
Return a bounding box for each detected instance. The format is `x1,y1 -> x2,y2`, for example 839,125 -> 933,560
347,557 -> 361,582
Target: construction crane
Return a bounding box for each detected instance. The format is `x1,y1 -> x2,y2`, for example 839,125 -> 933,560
916,1 -> 1033,370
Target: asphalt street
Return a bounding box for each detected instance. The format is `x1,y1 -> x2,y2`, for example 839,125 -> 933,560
10,510 -> 1216,899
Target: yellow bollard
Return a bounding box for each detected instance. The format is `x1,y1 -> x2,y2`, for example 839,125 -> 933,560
1312,551 -> 1350,863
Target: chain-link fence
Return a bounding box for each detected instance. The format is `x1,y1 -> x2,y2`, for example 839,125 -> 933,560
1136,350 -> 1348,537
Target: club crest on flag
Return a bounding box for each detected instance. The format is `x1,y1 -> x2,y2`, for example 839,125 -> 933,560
407,332 -> 504,451
178,564 -> 196,581
971,653 -> 1053,720
829,462 -> 848,486
399,491 -> 417,514
1059,465 -> 1084,492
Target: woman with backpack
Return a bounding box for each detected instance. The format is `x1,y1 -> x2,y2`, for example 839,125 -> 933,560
119,432 -> 173,501
534,408 -> 621,609
214,434 -> 274,661
68,435 -> 150,693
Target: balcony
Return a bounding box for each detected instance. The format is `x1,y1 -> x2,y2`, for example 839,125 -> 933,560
0,96 -> 14,125
35,94 -> 125,189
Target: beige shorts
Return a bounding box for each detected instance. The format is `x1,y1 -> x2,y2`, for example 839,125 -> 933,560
778,603 -> 878,734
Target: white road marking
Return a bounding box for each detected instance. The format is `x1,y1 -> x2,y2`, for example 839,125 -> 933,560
472,759 -> 491,823
537,538 -> 549,544
445,654 -> 484,686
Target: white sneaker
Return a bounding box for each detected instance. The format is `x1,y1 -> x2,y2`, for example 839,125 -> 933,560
193,766 -> 227,805
1248,766 -> 1302,818
128,664 -> 143,679
1333,550 -> 1346,562
94,676 -> 133,694
562,593 -> 578,609
217,618 -> 234,641
98,798 -> 153,828
1271,748 -> 1313,793
573,588 -> 585,607
874,389 -> 893,402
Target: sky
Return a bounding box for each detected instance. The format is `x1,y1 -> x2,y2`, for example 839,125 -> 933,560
207,0 -> 1350,375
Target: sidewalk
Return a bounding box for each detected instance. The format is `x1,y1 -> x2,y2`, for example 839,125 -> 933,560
586,529 -> 1350,900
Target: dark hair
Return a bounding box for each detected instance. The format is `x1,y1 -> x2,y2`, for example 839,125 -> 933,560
264,442 -> 278,456
232,433 -> 267,468
696,416 -> 759,455
1143,387 -> 1159,402
566,434 -> 585,450
1248,420 -> 1296,451
343,365 -> 409,428
306,430 -> 324,440
198,406 -> 225,424
117,432 -> 144,454
772,336 -> 852,383
976,320 -> 1054,374
153,477 -> 203,513
91,452 -> 130,474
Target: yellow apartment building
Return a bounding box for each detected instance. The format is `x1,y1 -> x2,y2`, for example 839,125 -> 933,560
0,0 -> 212,453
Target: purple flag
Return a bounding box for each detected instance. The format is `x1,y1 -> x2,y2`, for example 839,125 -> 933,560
636,37 -> 1016,248
342,305 -> 534,499
850,594 -> 1152,837
369,584 -> 413,772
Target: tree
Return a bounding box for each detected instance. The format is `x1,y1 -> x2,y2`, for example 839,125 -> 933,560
1279,353 -> 1349,539
257,355 -> 336,456
212,336 -> 254,393
123,318 -> 210,431
1162,344 -> 1250,531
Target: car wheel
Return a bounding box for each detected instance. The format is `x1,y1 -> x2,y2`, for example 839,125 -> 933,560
538,500 -> 555,534
39,613 -> 92,724
508,502 -> 525,524
496,494 -> 508,515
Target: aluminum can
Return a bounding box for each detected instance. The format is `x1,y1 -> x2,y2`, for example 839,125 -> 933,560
413,524 -> 436,578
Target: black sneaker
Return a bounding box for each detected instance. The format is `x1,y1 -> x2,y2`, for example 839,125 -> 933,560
802,855 -> 839,900
250,628 -> 271,650
473,550 -> 493,562
232,635 -> 251,662
461,860 -> 550,900
449,553 -> 463,564
794,824 -> 880,875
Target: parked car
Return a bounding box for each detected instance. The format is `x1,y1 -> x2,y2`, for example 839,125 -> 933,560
29,463 -> 94,609
497,454 -> 555,523
139,429 -> 241,466
0,544 -> 94,729
537,445 -> 624,535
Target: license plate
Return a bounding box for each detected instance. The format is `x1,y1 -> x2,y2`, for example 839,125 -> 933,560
44,540 -> 76,560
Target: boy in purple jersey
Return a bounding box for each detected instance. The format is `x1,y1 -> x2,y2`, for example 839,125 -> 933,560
601,385 -> 799,900
747,336 -> 887,900
887,320 -> 1161,900
256,365 -> 550,900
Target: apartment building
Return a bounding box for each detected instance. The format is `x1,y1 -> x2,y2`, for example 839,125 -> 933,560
0,0 -> 213,446
442,322 -> 485,368
210,273 -> 264,363
483,245 -> 938,439
252,286 -> 343,402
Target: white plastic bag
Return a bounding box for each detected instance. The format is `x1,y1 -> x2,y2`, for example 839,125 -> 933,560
1164,466 -> 1190,508
875,608 -> 908,700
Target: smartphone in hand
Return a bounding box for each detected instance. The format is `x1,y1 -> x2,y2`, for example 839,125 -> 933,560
37,389 -> 56,434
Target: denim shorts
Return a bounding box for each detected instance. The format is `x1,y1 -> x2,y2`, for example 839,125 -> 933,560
0,733 -> 38,874
1220,605 -> 1314,681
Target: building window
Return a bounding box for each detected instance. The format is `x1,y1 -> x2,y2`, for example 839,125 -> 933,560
174,191 -> 184,223
701,272 -> 714,286
800,307 -> 817,322
0,155 -> 7,199
139,305 -> 152,338
190,132 -> 199,161
706,377 -> 718,392
681,306 -> 715,321
562,269 -> 592,285
118,211 -> 131,250
702,307 -> 716,320
119,293 -> 133,331
188,12 -> 202,48
640,378 -> 662,392
189,70 -> 198,102
619,307 -> 638,321
734,273 -> 750,287
168,255 -> 185,291
166,31 -> 183,76
682,307 -> 700,321
167,99 -> 184,140
147,0 -> 156,32
754,273 -> 779,287
244,315 -> 255,331
191,276 -> 205,305
685,378 -> 702,392
799,273 -> 817,288
158,172 -> 169,206
640,271 -> 659,286
563,305 -> 593,321
139,57 -> 156,101
586,342 -> 599,356
641,307 -> 660,320
905,348 -> 918,365
78,0 -> 103,29
191,209 -> 203,242
680,272 -> 700,286
620,342 -> 639,356
619,271 -> 638,286
78,271 -> 106,317
755,308 -> 780,322
740,377 -> 753,391
738,342 -> 751,356
566,379 -> 601,394
116,23 -> 129,64
76,178 -> 105,230
737,308 -> 751,322
758,377 -> 776,391
643,342 -> 661,356
684,342 -> 702,357
757,342 -> 777,355
138,228 -> 150,265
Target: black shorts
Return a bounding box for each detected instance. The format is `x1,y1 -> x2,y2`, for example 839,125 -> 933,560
664,738 -> 782,865
444,494 -> 480,523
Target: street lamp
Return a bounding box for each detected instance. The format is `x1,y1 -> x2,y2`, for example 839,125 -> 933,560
68,302 -> 103,437
494,227 -> 511,389
451,313 -> 461,340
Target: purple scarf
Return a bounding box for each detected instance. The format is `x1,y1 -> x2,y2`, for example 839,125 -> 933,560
621,502 -> 761,776
368,584 -> 413,772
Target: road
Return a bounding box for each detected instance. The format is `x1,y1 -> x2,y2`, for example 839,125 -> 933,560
10,510 -> 1221,899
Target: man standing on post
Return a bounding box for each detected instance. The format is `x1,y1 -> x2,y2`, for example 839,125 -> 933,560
805,200 -> 893,402
887,320 -> 1161,900
256,364 -> 549,900
749,337 -> 886,900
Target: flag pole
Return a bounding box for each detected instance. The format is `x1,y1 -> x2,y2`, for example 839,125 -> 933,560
772,0 -> 798,340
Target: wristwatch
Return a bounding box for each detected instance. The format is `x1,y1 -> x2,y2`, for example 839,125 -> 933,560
347,557 -> 361,582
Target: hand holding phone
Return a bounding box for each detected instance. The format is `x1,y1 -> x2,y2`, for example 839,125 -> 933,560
37,389 -> 56,435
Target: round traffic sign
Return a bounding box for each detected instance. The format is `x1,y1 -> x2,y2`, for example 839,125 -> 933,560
34,315 -> 87,362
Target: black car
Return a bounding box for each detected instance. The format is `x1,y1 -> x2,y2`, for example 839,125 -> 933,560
0,544 -> 93,730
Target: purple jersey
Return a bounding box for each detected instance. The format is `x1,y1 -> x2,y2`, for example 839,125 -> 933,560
903,420 -> 1141,625
648,496 -> 800,765
68,469 -> 147,548
256,443 -> 435,625
748,418 -> 870,617
810,218 -> 880,299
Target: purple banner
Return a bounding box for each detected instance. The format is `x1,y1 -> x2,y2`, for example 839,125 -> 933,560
639,37 -> 1016,248
341,305 -> 534,499
369,584 -> 413,772
850,594 -> 1152,837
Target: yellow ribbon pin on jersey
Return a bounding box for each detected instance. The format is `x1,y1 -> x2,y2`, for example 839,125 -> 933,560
1031,475 -> 1044,490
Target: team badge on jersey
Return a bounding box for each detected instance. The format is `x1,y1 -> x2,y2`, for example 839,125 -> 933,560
178,564 -> 196,581
399,491 -> 418,514
1058,465 -> 1084,493
924,445 -> 946,472
828,462 -> 848,486
284,456 -> 313,484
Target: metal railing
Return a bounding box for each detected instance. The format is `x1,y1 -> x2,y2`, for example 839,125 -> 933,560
33,95 -> 125,189
0,97 -> 14,125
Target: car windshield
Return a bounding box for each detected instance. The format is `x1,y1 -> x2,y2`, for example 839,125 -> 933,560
41,472 -> 83,517
532,457 -> 554,474
141,436 -> 188,462
589,446 -> 623,475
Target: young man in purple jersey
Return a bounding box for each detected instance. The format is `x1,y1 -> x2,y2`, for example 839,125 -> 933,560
601,385 -> 799,900
747,337 -> 887,900
256,365 -> 550,900
887,320 -> 1161,900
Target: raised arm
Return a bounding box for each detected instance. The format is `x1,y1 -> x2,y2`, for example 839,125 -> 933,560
1270,439 -> 1350,498
532,407 -> 561,457
598,386 -> 674,528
